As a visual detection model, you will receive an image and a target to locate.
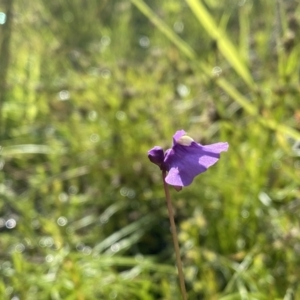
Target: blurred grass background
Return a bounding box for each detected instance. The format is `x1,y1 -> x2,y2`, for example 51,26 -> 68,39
0,0 -> 300,299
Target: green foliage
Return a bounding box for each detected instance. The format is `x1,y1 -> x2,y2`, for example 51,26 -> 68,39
1,0 -> 300,299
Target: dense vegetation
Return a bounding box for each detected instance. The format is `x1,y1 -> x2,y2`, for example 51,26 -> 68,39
1,0 -> 300,299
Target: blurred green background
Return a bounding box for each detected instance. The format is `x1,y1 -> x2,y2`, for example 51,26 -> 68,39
1,0 -> 300,299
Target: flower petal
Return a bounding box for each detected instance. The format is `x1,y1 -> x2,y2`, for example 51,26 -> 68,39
198,142 -> 229,168
164,141 -> 228,186
201,142 -> 229,154
172,130 -> 186,145
148,146 -> 165,166
165,167 -> 185,186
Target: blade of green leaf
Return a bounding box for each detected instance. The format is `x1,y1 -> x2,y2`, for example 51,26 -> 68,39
185,0 -> 255,88
2,144 -> 54,156
130,0 -> 196,60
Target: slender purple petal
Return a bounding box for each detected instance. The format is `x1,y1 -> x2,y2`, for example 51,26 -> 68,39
198,142 -> 229,168
201,142 -> 229,153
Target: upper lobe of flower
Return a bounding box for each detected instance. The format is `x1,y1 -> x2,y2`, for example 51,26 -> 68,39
148,130 -> 228,187
148,146 -> 164,167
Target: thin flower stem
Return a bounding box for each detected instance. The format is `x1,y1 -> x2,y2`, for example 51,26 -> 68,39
162,170 -> 187,300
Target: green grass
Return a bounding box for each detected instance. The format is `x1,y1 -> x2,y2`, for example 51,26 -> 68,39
1,0 -> 300,299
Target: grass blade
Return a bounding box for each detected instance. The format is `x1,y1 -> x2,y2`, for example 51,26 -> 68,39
185,0 -> 255,88
130,0 -> 196,60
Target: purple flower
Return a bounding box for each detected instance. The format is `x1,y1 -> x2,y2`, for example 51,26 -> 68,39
148,130 -> 228,187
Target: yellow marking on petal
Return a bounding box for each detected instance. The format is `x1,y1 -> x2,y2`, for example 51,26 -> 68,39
177,135 -> 194,146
